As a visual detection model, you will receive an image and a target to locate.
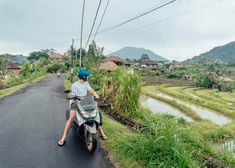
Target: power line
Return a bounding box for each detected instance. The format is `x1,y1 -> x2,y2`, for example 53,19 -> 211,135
84,0 -> 102,49
75,0 -> 176,43
97,0 -> 226,41
96,0 -> 176,35
92,0 -> 110,41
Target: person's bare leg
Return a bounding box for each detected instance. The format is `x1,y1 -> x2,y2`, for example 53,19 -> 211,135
58,110 -> 76,145
98,126 -> 108,140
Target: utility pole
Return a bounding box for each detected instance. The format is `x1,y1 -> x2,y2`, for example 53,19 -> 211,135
79,0 -> 86,67
70,39 -> 74,82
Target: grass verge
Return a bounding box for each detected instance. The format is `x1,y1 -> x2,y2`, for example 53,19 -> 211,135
102,111 -> 235,168
0,74 -> 48,99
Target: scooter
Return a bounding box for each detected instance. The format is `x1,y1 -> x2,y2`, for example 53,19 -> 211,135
65,90 -> 100,153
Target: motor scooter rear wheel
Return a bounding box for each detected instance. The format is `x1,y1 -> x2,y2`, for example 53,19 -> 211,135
86,132 -> 97,153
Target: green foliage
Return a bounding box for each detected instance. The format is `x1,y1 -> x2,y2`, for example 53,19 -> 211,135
27,49 -> 54,61
137,54 -> 150,63
7,71 -> 46,87
64,65 -> 235,167
123,113 -> 200,167
103,110 -> 235,168
87,68 -> 104,91
0,54 -> 27,64
83,41 -> 105,68
116,70 -> 141,116
47,62 -> 66,73
102,68 -> 142,117
166,70 -> 187,79
218,81 -> 234,92
193,66 -> 219,88
5,57 -> 66,88
188,41 -> 235,63
75,48 -> 86,63
193,75 -> 215,88
206,128 -> 233,143
0,56 -> 8,79
0,79 -> 5,89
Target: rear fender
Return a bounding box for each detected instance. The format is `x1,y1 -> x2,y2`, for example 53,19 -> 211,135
85,123 -> 97,134
84,123 -> 97,142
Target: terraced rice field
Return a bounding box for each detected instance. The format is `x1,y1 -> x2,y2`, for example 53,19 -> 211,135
142,84 -> 235,154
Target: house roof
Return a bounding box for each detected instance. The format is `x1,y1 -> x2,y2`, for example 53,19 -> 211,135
7,62 -> 20,69
106,56 -> 124,64
99,61 -> 118,71
49,53 -> 63,59
143,60 -> 158,65
124,61 -> 131,65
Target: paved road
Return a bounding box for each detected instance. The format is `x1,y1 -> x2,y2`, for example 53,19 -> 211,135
0,74 -> 114,168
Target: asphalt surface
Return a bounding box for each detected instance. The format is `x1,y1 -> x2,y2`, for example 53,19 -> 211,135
0,74 -> 114,168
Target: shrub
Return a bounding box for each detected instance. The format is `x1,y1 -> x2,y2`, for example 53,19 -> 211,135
122,112 -> 202,167
47,62 -> 66,73
0,79 -> 5,89
101,68 -> 142,117
193,75 -> 215,88
218,81 -> 234,92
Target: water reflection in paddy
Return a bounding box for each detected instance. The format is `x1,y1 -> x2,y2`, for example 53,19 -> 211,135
155,92 -> 232,126
140,95 -> 193,122
214,140 -> 235,153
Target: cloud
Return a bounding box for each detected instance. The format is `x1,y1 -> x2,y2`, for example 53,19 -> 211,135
0,0 -> 235,60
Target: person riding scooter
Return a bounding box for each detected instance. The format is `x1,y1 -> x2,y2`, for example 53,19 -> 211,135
58,69 -> 107,146
57,71 -> 61,78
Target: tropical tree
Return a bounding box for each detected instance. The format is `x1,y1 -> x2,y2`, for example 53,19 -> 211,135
83,41 -> 105,68
193,65 -> 219,88
138,54 -> 150,63
0,55 -> 8,79
27,49 -> 55,61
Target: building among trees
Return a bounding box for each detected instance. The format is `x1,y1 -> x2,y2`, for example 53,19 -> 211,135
49,53 -> 63,61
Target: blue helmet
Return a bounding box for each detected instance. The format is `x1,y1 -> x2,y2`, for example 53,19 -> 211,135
77,69 -> 91,81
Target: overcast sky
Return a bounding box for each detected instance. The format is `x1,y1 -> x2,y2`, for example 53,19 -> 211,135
0,0 -> 235,61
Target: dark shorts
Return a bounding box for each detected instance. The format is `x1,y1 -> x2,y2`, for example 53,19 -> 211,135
70,102 -> 77,110
99,111 -> 103,126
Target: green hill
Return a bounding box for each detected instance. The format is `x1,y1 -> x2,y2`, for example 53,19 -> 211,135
110,46 -> 167,61
2,54 -> 28,64
188,41 -> 235,63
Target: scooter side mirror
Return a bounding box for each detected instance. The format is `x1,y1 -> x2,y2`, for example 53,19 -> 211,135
64,89 -> 71,93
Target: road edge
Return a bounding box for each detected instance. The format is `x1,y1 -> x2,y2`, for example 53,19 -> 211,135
0,74 -> 50,101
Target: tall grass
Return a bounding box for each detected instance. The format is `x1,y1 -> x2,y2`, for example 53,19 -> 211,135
103,109 -> 235,167
101,68 -> 142,117
126,112 -> 200,167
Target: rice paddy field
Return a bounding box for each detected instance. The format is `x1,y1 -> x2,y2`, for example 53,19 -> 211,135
142,84 -> 235,145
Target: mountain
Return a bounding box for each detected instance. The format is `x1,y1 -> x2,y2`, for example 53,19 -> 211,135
2,54 -> 28,64
187,41 -> 235,63
109,46 -> 167,61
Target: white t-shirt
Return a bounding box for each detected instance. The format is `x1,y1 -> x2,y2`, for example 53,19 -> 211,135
71,81 -> 91,97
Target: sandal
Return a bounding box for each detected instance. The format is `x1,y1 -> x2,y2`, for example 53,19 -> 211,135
58,140 -> 66,146
100,135 -> 108,140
